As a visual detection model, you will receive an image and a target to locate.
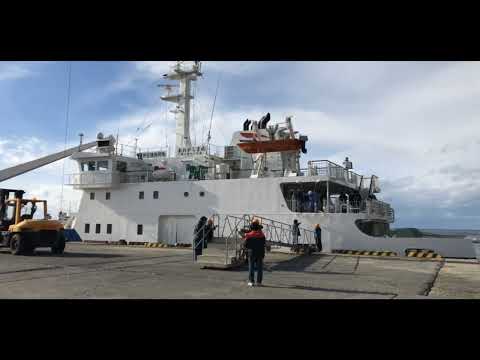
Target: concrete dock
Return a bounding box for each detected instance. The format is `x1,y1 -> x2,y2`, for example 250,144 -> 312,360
0,243 -> 478,299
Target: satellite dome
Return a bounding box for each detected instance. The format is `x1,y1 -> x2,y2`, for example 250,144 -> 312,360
97,132 -> 104,139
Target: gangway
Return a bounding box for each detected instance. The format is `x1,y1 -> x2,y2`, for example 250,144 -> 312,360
194,214 -> 317,269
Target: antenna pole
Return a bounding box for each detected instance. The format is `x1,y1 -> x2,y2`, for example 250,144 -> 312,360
115,129 -> 119,156
60,61 -> 72,213
207,75 -> 221,145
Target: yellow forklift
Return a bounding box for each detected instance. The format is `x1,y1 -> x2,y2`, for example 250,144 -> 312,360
0,189 -> 66,255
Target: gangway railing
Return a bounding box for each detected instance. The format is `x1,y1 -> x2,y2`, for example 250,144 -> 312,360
193,214 -> 317,264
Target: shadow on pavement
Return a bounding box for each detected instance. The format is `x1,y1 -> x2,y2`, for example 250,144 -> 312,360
31,251 -> 126,259
259,283 -> 396,297
225,254 -> 328,273
268,254 -> 327,272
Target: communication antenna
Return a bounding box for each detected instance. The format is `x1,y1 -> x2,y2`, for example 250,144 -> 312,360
115,129 -> 119,156
207,75 -> 221,145
60,61 -> 72,213
78,133 -> 84,151
133,123 -> 152,155
157,83 -> 179,96
165,128 -> 169,157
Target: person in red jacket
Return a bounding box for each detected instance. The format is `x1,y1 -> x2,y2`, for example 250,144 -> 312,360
244,219 -> 266,287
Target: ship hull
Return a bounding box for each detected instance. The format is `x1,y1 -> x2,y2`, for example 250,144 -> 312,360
72,176 -> 476,259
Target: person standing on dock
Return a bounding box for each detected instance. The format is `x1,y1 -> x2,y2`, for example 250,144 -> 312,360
314,224 -> 322,253
292,219 -> 301,250
205,218 -> 217,247
194,216 -> 207,256
244,219 -> 266,287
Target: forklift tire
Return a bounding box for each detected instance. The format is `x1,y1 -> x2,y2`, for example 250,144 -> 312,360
10,234 -> 25,255
51,234 -> 66,255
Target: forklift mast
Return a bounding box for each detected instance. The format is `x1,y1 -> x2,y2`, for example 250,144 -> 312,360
0,189 -> 25,231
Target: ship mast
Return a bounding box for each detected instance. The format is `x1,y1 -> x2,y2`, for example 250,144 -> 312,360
160,61 -> 202,154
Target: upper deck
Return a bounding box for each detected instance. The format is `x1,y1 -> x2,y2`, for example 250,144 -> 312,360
65,157 -> 376,190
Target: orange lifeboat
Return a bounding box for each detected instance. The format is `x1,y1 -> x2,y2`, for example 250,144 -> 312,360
237,138 -> 304,154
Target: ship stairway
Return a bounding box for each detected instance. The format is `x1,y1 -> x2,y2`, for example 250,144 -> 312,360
194,214 -> 317,269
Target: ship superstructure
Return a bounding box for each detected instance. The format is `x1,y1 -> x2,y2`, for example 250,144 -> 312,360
63,62 -> 389,251
63,61 -> 475,259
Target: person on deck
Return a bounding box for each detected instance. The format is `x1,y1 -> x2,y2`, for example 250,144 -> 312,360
339,192 -> 348,213
244,219 -> 266,287
307,190 -> 315,212
313,191 -> 320,212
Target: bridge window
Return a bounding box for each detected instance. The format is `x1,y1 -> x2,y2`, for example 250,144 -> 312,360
139,191 -> 144,200
84,223 -> 90,233
90,192 -> 95,200
153,191 -> 159,199
95,224 -> 101,234
107,224 -> 112,234
97,161 -> 109,171
106,192 -> 111,200
137,224 -> 143,235
81,161 -> 96,172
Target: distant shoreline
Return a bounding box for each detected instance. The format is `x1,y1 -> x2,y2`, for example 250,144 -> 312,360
390,228 -> 480,238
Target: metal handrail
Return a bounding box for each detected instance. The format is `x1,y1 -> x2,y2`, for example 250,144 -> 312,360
304,160 -> 365,188
192,214 -> 318,263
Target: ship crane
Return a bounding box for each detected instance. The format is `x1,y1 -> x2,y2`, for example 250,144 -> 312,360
0,136 -> 110,183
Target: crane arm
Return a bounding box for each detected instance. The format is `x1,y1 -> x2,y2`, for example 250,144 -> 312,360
0,140 -> 98,183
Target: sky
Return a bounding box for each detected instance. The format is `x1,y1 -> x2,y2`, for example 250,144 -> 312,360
0,61 -> 479,229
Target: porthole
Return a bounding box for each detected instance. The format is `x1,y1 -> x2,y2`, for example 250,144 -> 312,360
199,191 -> 205,197
184,192 -> 189,197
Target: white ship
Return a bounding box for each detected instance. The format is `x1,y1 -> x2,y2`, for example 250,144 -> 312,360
62,61 -> 475,259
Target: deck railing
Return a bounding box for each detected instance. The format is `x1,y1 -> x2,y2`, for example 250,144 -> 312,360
65,171 -> 152,186
304,160 -> 366,188
284,197 -> 393,221
65,172 -> 116,186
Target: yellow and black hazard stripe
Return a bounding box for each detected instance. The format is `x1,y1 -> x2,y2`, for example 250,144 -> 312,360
333,249 -> 397,257
144,243 -> 192,248
406,249 -> 442,260
145,243 -> 167,248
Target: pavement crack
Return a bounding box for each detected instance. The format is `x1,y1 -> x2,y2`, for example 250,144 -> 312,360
321,255 -> 338,269
353,256 -> 360,273
0,266 -> 62,275
422,260 -> 445,296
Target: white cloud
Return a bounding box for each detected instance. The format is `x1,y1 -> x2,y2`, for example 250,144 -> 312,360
0,62 -> 33,81
135,61 -> 272,78
0,134 -> 81,216
3,61 -> 480,228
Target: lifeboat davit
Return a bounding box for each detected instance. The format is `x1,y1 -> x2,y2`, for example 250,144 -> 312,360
237,138 -> 304,154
